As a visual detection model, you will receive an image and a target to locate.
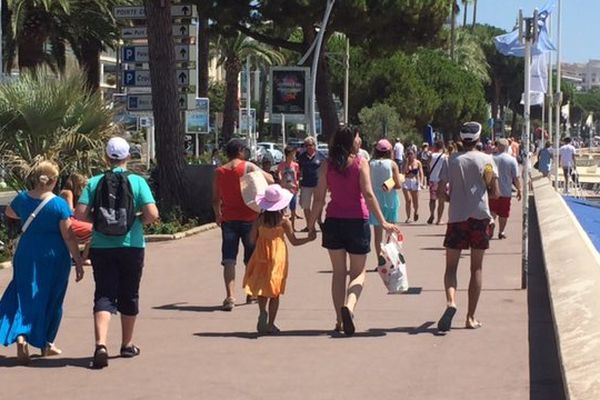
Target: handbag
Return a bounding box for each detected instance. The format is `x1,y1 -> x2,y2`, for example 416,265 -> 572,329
377,232 -> 409,294
13,194 -> 56,256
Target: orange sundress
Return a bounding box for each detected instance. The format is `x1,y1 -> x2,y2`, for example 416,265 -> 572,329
243,225 -> 289,298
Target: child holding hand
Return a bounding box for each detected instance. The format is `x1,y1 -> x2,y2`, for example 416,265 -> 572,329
243,184 -> 316,334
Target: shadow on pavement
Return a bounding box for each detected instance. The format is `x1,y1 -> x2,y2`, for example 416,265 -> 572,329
153,302 -> 251,313
528,200 -> 566,400
193,330 -> 387,339
368,321 -> 445,336
0,355 -> 91,369
415,234 -> 446,238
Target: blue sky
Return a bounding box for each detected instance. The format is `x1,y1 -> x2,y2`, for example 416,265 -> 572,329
472,0 -> 598,63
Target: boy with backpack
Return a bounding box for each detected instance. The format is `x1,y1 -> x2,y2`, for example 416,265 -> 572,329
75,137 -> 159,369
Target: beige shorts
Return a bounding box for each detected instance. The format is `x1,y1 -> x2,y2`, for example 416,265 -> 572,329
300,186 -> 315,210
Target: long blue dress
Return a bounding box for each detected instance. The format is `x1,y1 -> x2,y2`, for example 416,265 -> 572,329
0,192 -> 72,349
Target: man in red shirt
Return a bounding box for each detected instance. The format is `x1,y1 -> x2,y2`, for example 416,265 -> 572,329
213,139 -> 274,311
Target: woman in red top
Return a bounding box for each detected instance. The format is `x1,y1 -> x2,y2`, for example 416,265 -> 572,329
308,127 -> 400,336
213,139 -> 274,311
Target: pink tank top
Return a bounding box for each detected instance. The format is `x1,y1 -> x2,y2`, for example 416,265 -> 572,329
326,156 -> 369,220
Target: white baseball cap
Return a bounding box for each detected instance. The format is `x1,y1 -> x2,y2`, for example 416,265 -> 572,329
459,122 -> 482,142
106,137 -> 130,160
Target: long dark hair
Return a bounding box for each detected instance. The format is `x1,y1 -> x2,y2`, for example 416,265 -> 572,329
328,126 -> 356,173
261,210 -> 283,227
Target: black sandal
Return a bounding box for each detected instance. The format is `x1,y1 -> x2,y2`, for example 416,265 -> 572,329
120,344 -> 141,358
341,306 -> 355,337
92,345 -> 108,369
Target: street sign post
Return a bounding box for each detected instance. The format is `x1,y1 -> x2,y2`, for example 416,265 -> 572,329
121,69 -> 196,87
127,94 -> 195,112
121,24 -> 196,40
122,45 -> 195,63
114,5 -> 197,19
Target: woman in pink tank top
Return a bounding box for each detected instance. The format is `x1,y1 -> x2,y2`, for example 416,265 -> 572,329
308,127 -> 400,336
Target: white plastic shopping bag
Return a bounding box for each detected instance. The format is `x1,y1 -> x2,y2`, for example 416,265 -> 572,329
377,233 -> 409,293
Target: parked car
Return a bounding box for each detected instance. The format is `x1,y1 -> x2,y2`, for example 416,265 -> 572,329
286,138 -> 305,150
317,143 -> 329,158
257,142 -> 284,163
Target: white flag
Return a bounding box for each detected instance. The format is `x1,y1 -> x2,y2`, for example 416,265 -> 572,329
585,113 -> 593,128
521,54 -> 548,106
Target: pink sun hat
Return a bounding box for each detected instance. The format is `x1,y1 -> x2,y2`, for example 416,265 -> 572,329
376,139 -> 392,152
255,184 -> 293,212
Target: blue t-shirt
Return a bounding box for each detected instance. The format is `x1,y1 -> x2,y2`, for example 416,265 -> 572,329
297,151 -> 325,188
538,148 -> 552,174
78,168 -> 155,249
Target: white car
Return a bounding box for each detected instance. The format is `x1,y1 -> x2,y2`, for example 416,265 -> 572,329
257,142 -> 284,163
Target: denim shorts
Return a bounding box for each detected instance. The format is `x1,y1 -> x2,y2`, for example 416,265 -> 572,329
322,218 -> 371,255
221,221 -> 255,266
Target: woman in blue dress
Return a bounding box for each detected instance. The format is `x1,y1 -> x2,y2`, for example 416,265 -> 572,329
0,161 -> 84,364
369,139 -> 403,266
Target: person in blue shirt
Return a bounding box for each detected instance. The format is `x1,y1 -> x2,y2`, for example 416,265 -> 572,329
297,136 -> 325,231
537,141 -> 553,178
76,137 -> 159,369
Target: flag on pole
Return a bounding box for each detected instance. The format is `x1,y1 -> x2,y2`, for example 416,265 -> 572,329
521,53 -> 548,105
494,0 -> 557,57
585,113 -> 593,128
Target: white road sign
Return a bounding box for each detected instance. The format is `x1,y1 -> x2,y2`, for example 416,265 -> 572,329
121,69 -> 196,87
121,24 -> 197,40
121,45 -> 195,63
113,5 -> 197,19
127,94 -> 195,111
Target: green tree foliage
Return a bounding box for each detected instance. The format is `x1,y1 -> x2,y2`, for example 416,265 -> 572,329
208,0 -> 451,139
0,68 -> 117,190
357,103 -> 402,144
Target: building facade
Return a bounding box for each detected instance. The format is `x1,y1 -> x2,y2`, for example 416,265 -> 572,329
562,60 -> 600,91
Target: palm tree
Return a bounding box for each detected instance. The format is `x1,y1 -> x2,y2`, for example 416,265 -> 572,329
6,0 -> 71,70
0,68 -> 117,190
213,33 -> 285,142
7,0 -> 132,89
453,28 -> 490,84
462,0 -> 469,28
449,0 -> 459,60
472,0 -> 478,29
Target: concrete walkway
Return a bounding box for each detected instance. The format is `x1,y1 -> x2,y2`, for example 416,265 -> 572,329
0,195 -> 529,400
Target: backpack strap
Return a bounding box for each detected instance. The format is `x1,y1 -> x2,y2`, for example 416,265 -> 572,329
22,194 -> 56,233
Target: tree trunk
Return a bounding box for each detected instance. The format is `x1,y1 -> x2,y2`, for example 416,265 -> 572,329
450,1 -> 457,61
257,66 -> 268,136
2,2 -> 15,73
79,39 -> 101,91
315,52 -> 339,143
462,1 -> 468,28
145,0 -> 190,215
472,0 -> 478,29
222,61 -> 241,143
18,8 -> 49,71
198,17 -> 209,97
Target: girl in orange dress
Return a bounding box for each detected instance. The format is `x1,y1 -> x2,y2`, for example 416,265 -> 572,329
243,184 -> 316,334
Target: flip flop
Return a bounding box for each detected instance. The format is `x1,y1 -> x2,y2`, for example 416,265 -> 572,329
341,306 -> 355,336
466,320 -> 483,329
437,306 -> 457,332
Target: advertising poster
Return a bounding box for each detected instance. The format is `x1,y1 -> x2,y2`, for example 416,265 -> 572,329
270,67 -> 309,123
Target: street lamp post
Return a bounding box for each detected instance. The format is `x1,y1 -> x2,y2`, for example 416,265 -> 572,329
308,0 -> 336,137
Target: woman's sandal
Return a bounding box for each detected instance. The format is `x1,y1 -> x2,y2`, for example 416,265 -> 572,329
16,335 -> 30,365
120,344 -> 141,358
341,306 -> 355,337
42,343 -> 62,357
92,344 -> 109,369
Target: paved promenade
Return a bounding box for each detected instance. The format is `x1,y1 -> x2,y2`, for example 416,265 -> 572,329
0,195 -> 531,400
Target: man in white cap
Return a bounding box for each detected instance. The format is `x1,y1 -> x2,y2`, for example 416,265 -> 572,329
435,122 -> 499,333
75,136 -> 159,369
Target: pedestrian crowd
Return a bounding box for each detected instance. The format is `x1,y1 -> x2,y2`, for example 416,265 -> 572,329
0,121 -> 528,369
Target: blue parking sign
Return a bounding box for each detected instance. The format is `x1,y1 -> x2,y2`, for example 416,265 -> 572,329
123,71 -> 136,86
123,46 -> 136,62
128,96 -> 138,109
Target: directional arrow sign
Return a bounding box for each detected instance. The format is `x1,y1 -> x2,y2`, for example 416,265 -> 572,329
122,46 -> 149,63
121,24 -> 197,40
121,45 -> 195,63
114,5 -> 197,19
126,94 -> 195,111
122,69 -> 195,87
